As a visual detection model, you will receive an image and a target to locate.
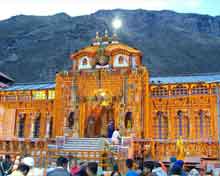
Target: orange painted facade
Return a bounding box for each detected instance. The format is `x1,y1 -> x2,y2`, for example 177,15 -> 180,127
0,33 -> 219,160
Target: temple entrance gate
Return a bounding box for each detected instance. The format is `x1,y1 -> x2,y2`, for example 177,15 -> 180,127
84,89 -> 115,137
85,105 -> 114,137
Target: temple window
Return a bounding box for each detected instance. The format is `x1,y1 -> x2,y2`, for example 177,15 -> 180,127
33,113 -> 41,138
18,113 -> 26,138
48,90 -> 55,100
82,58 -> 88,65
67,112 -> 74,129
79,57 -> 92,70
32,90 -> 46,100
18,94 -> 30,101
171,85 -> 188,96
5,95 -> 16,101
191,85 -> 209,95
118,56 -> 124,64
125,112 -> 132,129
151,86 -> 168,97
176,110 -> 189,139
195,110 -> 211,140
113,54 -> 129,67
153,111 -> 168,139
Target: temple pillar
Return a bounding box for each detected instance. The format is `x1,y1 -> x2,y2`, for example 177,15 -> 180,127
29,113 -> 35,138
79,102 -> 86,137
189,100 -> 194,140
40,112 -> 46,138
45,114 -> 51,138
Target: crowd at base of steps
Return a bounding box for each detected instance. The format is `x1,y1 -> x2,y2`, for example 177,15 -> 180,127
0,154 -> 219,176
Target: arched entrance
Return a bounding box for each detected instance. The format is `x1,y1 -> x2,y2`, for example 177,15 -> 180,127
85,89 -> 114,137
85,106 -> 114,137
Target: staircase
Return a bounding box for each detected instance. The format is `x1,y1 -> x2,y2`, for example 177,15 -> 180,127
48,137 -> 108,151
47,138 -> 110,164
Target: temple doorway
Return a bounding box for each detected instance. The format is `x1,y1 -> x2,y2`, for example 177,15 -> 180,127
85,106 -> 114,138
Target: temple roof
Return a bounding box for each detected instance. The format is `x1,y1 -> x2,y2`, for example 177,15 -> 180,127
0,72 -> 14,83
150,73 -> 220,84
1,73 -> 220,91
0,82 -> 55,91
71,43 -> 141,59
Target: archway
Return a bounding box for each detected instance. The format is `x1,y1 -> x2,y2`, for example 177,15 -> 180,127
85,105 -> 114,137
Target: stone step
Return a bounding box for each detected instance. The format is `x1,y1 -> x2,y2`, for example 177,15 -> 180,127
48,138 -> 106,151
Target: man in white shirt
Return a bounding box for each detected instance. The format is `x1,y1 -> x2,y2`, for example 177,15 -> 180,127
111,128 -> 121,144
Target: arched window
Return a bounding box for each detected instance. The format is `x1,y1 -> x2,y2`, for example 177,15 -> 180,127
18,113 -> 26,138
125,112 -> 132,129
195,110 -> 211,139
82,58 -> 88,65
176,110 -> 189,139
153,111 -> 168,139
152,87 -> 168,97
171,85 -> 188,96
118,56 -> 124,64
68,112 -> 74,129
192,85 -> 209,95
33,113 -> 41,138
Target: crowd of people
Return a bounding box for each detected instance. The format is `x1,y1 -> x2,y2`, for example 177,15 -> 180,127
0,154 -> 205,176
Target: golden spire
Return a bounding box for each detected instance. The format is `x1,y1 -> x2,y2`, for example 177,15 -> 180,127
102,29 -> 109,44
96,32 -> 99,40
112,32 -> 119,43
104,29 -> 108,38
93,31 -> 101,45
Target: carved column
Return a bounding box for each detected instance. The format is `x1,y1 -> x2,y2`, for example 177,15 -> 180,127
29,113 -> 35,138
45,113 -> 51,138
40,112 -> 46,138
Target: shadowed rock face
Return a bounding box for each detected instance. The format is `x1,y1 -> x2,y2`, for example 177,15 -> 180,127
0,9 -> 220,83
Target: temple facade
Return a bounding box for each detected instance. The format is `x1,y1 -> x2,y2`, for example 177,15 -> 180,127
0,32 -> 219,160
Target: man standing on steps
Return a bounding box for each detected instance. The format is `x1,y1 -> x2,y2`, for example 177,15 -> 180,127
111,128 -> 121,144
107,120 -> 115,138
47,157 -> 70,176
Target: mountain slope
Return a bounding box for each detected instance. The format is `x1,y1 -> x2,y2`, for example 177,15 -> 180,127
0,10 -> 220,82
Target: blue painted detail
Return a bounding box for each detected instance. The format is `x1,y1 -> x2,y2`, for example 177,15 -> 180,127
0,82 -> 55,91
150,73 -> 220,84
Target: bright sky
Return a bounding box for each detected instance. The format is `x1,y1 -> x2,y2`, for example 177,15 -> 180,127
0,0 -> 219,20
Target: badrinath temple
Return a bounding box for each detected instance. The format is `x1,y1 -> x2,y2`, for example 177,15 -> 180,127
0,31 -> 220,162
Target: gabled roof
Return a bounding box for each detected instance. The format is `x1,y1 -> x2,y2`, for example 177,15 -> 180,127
150,73 -> 220,84
0,82 -> 55,91
70,43 -> 141,59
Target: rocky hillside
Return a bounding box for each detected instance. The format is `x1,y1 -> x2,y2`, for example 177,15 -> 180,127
0,9 -> 220,82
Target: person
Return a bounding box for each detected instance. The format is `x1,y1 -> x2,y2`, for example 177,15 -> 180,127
142,161 -> 154,176
170,160 -> 187,176
188,168 -> 199,176
168,156 -> 176,175
152,162 -> 167,176
22,156 -> 43,176
70,159 -> 80,176
86,162 -> 98,176
125,159 -> 138,176
110,164 -> 121,176
0,155 -> 13,176
10,164 -> 30,176
47,156 -> 70,176
75,162 -> 88,176
111,129 -> 121,145
107,120 -> 115,138
12,159 -> 20,172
